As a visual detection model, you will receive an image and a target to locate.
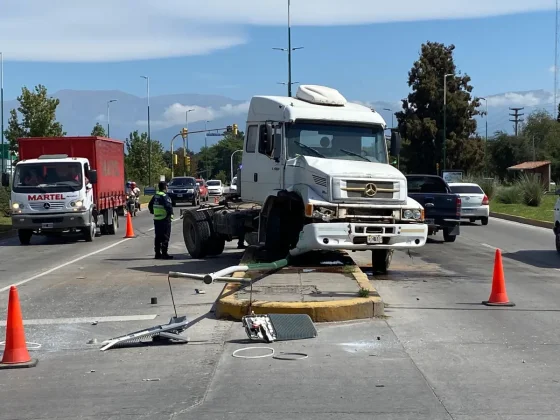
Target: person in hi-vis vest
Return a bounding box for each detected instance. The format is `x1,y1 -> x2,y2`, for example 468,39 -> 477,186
148,181 -> 174,259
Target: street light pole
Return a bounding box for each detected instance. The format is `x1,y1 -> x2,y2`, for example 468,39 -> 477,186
205,120 -> 210,178
106,99 -> 117,137
141,76 -> 151,186
184,109 -> 194,176
443,73 -> 454,173
383,108 -> 394,128
273,0 -> 303,97
1,52 -> 4,175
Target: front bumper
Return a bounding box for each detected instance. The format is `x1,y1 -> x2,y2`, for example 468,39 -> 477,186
11,211 -> 90,231
208,190 -> 222,196
168,192 -> 195,202
290,222 -> 428,254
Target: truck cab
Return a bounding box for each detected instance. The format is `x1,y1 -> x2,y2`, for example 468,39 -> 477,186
238,85 -> 427,272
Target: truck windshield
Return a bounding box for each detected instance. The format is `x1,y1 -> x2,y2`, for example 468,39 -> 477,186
286,122 -> 388,163
13,162 -> 83,193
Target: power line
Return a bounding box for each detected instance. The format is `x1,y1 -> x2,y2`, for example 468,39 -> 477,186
509,107 -> 524,136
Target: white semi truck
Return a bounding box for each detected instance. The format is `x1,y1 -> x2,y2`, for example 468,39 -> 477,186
182,85 -> 428,273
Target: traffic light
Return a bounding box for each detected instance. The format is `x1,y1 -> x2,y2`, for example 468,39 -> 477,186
391,157 -> 397,166
232,124 -> 238,135
184,156 -> 191,166
226,125 -> 232,133
173,154 -> 178,165
436,162 -> 440,174
180,127 -> 188,139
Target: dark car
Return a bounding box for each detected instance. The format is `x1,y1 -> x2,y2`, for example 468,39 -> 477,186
167,177 -> 200,207
405,174 -> 461,242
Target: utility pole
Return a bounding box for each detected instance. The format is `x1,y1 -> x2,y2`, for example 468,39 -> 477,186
273,0 -> 303,97
184,109 -> 194,176
443,73 -> 454,172
555,0 -> 559,113
141,76 -> 151,186
509,107 -> 524,137
106,99 -> 117,137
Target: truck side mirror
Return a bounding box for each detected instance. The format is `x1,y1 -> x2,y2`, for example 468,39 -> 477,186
265,123 -> 274,155
1,173 -> 9,187
88,170 -> 98,184
390,131 -> 402,157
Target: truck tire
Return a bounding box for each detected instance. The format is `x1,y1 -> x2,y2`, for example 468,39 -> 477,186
183,209 -> 212,258
481,217 -> 489,226
443,229 -> 457,242
264,206 -> 290,258
106,211 -> 118,235
207,237 -> 226,256
83,222 -> 95,242
556,232 -> 560,254
18,229 -> 33,246
371,249 -> 392,274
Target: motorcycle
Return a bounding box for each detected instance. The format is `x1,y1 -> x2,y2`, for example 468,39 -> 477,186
127,193 -> 138,217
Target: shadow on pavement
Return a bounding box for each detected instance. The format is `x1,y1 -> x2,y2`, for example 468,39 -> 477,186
121,254 -> 245,276
502,250 -> 560,269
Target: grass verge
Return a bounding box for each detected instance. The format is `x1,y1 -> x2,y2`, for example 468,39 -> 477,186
490,194 -> 557,222
0,216 -> 13,233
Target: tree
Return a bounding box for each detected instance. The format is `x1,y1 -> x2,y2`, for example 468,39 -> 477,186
396,42 -> 483,174
487,131 -> 531,181
4,85 -> 65,154
91,122 -> 106,137
124,131 -> 166,186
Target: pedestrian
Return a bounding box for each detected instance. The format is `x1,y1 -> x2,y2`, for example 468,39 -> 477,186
148,181 -> 174,260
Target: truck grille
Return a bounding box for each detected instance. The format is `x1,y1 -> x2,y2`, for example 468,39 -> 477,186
342,180 -> 397,199
32,217 -> 64,224
29,202 -> 65,211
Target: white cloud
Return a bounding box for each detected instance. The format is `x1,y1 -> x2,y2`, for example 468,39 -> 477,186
485,91 -> 552,108
549,65 -> 557,73
0,0 -> 555,62
139,102 -> 250,129
95,114 -> 106,122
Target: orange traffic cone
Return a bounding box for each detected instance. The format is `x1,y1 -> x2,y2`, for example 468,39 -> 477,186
123,212 -> 136,238
0,286 -> 38,369
483,249 -> 515,307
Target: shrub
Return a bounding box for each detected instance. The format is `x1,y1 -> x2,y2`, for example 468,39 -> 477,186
516,173 -> 545,207
0,186 -> 10,217
496,186 -> 521,204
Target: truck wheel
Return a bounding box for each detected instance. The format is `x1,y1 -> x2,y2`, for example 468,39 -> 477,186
556,232 -> 560,254
207,237 -> 226,256
443,229 -> 457,242
83,222 -> 95,242
183,209 -> 211,258
481,217 -> 489,226
371,249 -> 393,274
107,212 -> 118,235
18,229 -> 33,246
265,207 -> 289,258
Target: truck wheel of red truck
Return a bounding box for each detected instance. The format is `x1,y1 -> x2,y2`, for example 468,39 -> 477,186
106,211 -> 118,235
183,209 -> 212,258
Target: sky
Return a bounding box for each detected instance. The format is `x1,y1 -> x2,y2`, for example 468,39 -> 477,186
0,0 -> 559,124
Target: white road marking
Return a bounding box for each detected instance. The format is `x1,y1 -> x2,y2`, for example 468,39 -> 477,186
490,216 -> 552,232
0,314 -> 158,325
481,243 -> 498,250
0,238 -> 132,293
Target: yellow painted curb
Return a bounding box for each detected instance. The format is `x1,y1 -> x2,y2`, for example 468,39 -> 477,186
215,251 -> 384,322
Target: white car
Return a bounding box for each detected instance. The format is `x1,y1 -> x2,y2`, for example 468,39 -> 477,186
448,182 -> 489,225
230,176 -> 237,192
207,180 -> 223,196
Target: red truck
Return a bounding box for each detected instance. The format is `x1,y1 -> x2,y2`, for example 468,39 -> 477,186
1,136 -> 126,244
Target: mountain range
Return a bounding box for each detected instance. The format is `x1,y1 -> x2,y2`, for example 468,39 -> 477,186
1,88 -> 556,152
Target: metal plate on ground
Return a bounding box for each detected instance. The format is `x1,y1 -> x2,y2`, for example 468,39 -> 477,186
242,313 -> 317,343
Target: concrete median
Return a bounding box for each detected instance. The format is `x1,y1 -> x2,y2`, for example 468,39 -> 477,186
215,247 -> 384,322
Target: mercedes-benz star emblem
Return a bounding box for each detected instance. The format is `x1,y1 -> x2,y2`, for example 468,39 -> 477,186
43,202 -> 51,209
364,183 -> 377,197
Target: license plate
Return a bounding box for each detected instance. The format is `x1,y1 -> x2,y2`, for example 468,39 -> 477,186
425,219 -> 435,225
42,223 -> 53,229
367,234 -> 382,244
177,194 -> 183,198
463,209 -> 473,213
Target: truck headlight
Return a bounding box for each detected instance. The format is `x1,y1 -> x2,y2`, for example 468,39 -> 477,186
74,200 -> 83,208
12,203 -> 20,210
402,209 -> 423,220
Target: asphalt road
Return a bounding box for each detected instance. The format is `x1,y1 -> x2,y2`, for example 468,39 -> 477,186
1,215 -> 559,419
